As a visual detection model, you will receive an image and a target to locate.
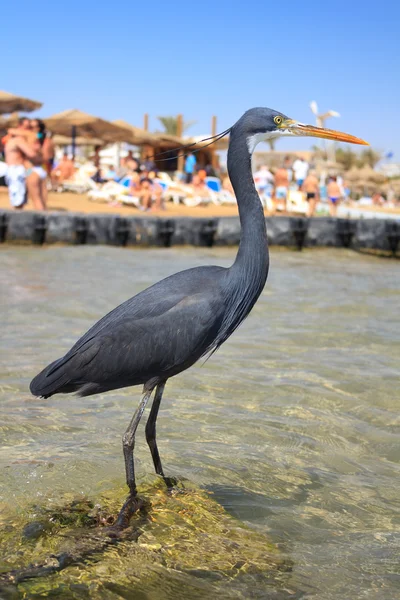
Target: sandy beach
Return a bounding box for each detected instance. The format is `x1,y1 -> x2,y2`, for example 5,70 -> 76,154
0,187 -> 243,218
1,187 -> 399,218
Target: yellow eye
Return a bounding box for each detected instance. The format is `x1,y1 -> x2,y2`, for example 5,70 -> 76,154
274,116 -> 283,125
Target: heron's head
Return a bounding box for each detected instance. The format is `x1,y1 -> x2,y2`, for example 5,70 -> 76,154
235,107 -> 369,154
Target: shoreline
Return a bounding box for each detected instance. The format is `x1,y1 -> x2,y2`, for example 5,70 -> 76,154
1,187 -> 400,220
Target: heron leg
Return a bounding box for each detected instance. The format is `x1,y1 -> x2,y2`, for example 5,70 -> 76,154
146,381 -> 177,488
145,382 -> 166,477
145,381 -> 176,488
122,388 -> 153,496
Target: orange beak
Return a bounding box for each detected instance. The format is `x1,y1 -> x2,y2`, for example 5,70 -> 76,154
280,119 -> 369,146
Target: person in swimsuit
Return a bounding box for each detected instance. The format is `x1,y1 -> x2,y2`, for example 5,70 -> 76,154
274,165 -> 290,212
301,170 -> 320,217
327,176 -> 342,216
42,131 -> 55,176
7,119 -> 48,210
3,119 -> 38,209
26,119 -> 48,210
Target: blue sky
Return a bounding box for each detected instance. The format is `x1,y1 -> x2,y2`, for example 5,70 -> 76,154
2,0 -> 399,155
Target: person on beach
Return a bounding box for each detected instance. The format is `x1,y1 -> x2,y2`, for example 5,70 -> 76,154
27,118 -> 48,210
283,155 -> 293,183
184,151 -> 196,184
3,119 -> 39,210
254,165 -> 274,198
274,164 -> 290,212
292,156 -> 309,189
327,176 -> 342,216
6,118 -> 48,210
51,153 -> 75,188
301,170 -> 320,216
42,131 -> 55,177
137,171 -> 164,211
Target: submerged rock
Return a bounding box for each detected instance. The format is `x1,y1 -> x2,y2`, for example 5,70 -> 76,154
0,480 -> 294,599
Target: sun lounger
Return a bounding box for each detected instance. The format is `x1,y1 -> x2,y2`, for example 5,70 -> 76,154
62,166 -> 98,194
87,180 -> 130,203
286,189 -> 308,214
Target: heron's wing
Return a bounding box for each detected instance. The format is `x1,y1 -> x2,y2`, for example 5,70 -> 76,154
73,290 -> 225,390
69,265 -> 226,354
30,267 -> 226,397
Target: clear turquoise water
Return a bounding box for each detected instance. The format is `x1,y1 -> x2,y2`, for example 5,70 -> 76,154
0,246 -> 399,599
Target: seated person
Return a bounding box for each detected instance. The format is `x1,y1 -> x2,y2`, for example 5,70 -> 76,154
188,174 -> 209,198
104,164 -> 118,181
371,192 -> 385,206
51,153 -> 75,186
136,171 -> 164,211
197,169 -> 207,182
129,172 -> 141,195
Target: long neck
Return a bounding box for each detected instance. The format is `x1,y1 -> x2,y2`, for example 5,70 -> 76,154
211,129 -> 269,349
227,130 -> 269,278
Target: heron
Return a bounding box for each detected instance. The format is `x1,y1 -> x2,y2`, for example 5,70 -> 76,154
30,107 -> 367,525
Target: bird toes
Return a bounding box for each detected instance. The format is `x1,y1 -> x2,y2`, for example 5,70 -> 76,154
113,493 -> 148,530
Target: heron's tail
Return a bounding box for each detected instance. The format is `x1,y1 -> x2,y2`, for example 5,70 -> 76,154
29,356 -> 77,398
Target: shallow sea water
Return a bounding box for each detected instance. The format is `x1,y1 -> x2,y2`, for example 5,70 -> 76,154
0,246 -> 399,599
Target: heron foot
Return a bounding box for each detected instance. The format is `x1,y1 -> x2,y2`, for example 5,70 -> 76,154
162,475 -> 178,489
114,493 -> 147,530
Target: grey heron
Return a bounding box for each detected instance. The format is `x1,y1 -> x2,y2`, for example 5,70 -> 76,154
30,107 -> 367,525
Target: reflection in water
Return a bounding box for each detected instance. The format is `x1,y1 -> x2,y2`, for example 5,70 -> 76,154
0,246 -> 399,599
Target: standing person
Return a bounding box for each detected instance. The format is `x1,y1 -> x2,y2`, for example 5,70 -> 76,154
253,165 -> 274,197
292,156 -> 309,189
91,145 -> 103,182
27,119 -> 48,210
327,176 -> 342,216
301,170 -> 320,217
184,151 -> 196,184
273,164 -> 290,212
283,155 -> 293,182
205,163 -> 215,177
43,131 -> 55,176
3,126 -> 38,210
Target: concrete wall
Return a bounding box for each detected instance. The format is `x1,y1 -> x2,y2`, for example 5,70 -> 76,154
0,210 -> 399,253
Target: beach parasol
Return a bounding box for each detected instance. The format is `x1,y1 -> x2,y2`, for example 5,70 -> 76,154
345,166 -> 360,182
0,112 -> 21,129
52,134 -> 104,147
153,132 -> 186,147
112,120 -> 157,146
356,164 -> 386,184
0,91 -> 42,115
44,109 -> 132,146
44,109 -> 132,158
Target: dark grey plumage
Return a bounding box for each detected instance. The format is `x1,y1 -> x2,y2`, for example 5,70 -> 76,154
30,108 -> 279,400
29,108 -> 286,516
29,106 -> 367,524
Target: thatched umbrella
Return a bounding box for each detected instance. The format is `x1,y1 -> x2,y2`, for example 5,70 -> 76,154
356,164 -> 386,183
185,134 -> 230,151
45,109 -> 131,143
0,112 -> 20,129
153,132 -> 185,148
52,134 -> 104,147
112,119 -> 157,146
44,109 -> 132,158
345,166 -> 360,182
0,91 -> 42,114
